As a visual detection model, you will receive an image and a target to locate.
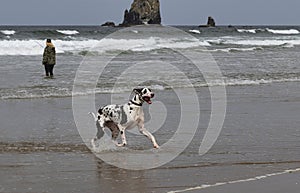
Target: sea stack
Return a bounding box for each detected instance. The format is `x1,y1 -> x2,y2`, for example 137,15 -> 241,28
121,0 -> 161,26
207,16 -> 216,27
199,16 -> 216,27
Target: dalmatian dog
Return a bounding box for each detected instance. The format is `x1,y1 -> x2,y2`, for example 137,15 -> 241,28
90,88 -> 159,149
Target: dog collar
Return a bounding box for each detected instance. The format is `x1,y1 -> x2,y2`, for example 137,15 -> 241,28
130,100 -> 143,106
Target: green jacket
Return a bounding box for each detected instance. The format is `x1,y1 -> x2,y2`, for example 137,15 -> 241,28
42,46 -> 56,65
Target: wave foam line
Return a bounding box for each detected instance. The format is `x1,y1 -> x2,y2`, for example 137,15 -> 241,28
237,28 -> 300,35
189,30 -> 201,34
0,30 -> 16,35
237,29 -> 257,34
266,28 -> 300,35
0,142 -> 90,153
168,168 -> 300,193
56,30 -> 79,35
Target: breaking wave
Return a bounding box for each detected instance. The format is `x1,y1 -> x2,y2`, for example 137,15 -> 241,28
1,30 -> 16,35
0,37 -> 210,56
237,28 -> 300,35
56,30 -> 80,35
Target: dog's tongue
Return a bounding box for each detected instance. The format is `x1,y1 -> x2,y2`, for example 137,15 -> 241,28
147,100 -> 152,104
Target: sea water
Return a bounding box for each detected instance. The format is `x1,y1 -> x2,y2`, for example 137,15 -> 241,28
1,25 -> 300,192
0,25 -> 300,99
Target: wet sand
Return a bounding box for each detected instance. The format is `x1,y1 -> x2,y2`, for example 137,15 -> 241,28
1,82 -> 300,193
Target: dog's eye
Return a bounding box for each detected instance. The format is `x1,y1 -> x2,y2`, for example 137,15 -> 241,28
143,89 -> 147,94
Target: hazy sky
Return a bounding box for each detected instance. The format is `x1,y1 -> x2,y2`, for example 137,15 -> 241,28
0,0 -> 299,25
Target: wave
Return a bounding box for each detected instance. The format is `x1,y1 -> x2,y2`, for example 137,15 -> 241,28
1,78 -> 300,100
207,47 -> 263,52
0,34 -> 299,56
0,142 -> 89,153
266,28 -> 300,35
237,28 -> 300,35
0,37 -> 210,56
212,38 -> 300,47
1,30 -> 16,35
237,29 -> 257,34
56,30 -> 79,35
189,30 -> 201,34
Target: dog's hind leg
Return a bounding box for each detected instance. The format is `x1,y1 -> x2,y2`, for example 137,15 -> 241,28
91,119 -> 105,149
103,121 -> 120,144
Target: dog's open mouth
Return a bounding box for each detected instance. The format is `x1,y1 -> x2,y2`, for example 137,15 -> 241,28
142,96 -> 152,104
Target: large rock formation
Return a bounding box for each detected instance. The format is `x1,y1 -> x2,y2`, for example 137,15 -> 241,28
121,0 -> 161,26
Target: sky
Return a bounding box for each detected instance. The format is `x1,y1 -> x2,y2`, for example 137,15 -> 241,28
0,0 -> 299,25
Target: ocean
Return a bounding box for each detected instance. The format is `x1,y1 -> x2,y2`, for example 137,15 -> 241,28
0,25 -> 300,99
1,25 -> 300,192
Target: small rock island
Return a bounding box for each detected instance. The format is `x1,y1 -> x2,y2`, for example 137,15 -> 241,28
199,16 -> 216,27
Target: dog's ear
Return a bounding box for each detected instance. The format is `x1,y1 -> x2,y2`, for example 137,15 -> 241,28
133,88 -> 143,94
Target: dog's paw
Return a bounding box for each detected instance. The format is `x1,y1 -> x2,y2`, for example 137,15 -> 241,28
116,142 -> 127,147
154,144 -> 160,149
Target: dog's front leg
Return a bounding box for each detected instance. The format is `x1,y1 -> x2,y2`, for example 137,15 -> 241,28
138,122 -> 159,149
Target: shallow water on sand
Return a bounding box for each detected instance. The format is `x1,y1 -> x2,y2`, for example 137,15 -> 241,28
1,82 -> 300,192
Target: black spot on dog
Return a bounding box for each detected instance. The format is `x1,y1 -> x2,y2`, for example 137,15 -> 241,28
120,131 -> 124,135
130,107 -> 133,110
110,112 -> 113,117
98,108 -> 103,115
97,116 -> 100,120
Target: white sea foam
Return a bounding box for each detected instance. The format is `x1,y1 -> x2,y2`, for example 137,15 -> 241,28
223,38 -> 300,47
0,37 -> 210,55
168,168 -> 300,193
189,29 -> 201,34
237,29 -> 257,34
1,34 -> 299,56
131,30 -> 139,34
266,28 -> 300,35
1,30 -> 16,35
0,39 -> 95,55
2,77 -> 300,100
56,30 -> 79,35
208,47 -> 263,52
237,28 -> 300,35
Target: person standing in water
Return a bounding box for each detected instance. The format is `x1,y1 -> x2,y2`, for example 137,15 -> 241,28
42,39 -> 56,78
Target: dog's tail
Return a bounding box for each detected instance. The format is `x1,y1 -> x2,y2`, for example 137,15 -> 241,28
88,112 -> 98,122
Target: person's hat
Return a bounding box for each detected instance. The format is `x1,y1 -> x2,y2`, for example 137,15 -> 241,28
46,39 -> 51,43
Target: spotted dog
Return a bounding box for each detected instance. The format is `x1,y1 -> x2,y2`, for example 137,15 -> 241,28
90,88 -> 159,149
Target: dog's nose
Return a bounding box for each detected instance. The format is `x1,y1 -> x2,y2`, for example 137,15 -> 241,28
151,93 -> 154,98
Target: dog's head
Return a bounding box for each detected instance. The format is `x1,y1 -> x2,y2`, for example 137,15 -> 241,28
133,88 -> 155,104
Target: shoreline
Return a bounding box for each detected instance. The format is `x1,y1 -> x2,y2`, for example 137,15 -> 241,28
1,82 -> 300,192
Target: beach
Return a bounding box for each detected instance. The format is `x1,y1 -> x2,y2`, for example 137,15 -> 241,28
1,25 -> 300,192
1,82 -> 300,192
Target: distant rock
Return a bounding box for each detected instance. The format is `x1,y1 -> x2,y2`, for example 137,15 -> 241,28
120,0 -> 161,26
207,16 -> 216,27
199,16 -> 216,27
101,22 -> 116,27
